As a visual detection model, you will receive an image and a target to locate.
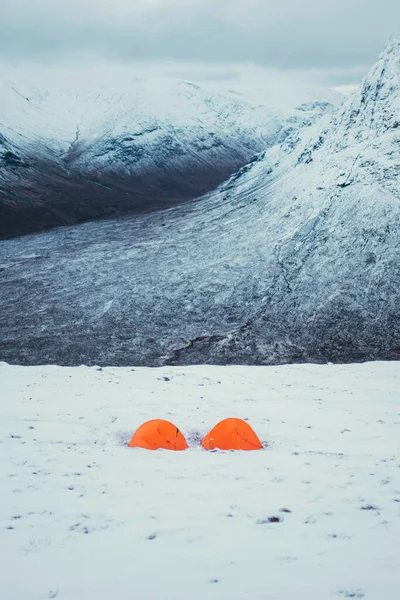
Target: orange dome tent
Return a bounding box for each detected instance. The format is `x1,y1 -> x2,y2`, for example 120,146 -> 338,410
128,419 -> 188,451
202,418 -> 263,451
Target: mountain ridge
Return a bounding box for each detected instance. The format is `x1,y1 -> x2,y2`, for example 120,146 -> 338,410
0,75 -> 336,239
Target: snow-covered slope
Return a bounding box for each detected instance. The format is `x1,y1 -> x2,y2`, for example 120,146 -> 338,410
0,76 -> 279,155
0,39 -> 398,366
0,74 -> 336,238
1,361 -> 400,600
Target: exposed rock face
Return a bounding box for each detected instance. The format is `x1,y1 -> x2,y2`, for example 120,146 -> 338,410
0,40 -> 399,366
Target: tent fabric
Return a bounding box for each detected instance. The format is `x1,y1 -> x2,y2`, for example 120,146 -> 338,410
201,418 -> 263,451
128,419 -> 188,451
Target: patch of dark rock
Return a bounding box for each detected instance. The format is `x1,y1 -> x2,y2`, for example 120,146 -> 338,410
147,532 -> 157,540
365,252 -> 377,265
257,516 -> 282,524
337,180 -> 353,188
2,151 -> 26,167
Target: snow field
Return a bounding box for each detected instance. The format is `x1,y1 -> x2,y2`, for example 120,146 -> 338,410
0,361 -> 399,599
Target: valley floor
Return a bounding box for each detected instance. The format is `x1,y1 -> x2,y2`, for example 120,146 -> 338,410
1,362 -> 399,599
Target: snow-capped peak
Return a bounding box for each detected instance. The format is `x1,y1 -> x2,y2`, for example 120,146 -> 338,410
356,36 -> 399,129
331,37 -> 399,144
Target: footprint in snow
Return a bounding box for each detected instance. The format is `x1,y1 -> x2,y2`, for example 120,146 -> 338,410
21,537 -> 51,555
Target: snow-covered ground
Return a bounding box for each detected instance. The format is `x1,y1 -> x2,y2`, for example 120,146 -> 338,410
1,361 -> 399,600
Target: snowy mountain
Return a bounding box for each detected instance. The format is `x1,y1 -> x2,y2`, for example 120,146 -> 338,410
0,74 -> 337,238
0,39 -> 398,366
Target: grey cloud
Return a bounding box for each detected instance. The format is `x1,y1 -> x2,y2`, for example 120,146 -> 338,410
0,0 -> 398,81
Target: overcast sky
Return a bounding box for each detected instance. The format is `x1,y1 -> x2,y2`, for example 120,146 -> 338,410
1,0 -> 398,87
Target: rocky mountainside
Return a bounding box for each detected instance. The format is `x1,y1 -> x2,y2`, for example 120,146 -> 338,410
0,39 -> 398,366
0,75 -> 336,239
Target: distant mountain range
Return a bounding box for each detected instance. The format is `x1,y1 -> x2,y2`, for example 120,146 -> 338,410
0,74 -> 336,239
